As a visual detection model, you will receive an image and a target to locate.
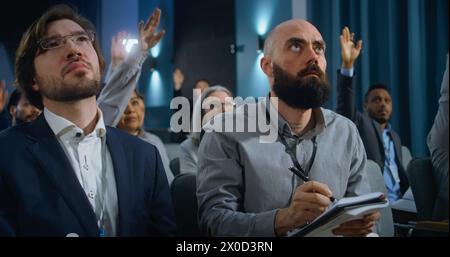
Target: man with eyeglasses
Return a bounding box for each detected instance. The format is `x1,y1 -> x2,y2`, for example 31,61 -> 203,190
0,4 -> 176,237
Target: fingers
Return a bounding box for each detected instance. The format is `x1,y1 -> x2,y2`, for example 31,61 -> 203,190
332,224 -> 373,237
363,212 -> 381,222
152,30 -> 166,45
332,217 -> 376,237
341,26 -> 350,42
139,8 -> 165,51
355,40 -> 363,52
298,181 -> 333,199
339,35 -> 345,48
143,8 -> 161,35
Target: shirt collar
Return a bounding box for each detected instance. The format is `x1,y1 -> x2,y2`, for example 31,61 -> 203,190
264,95 -> 327,139
44,107 -> 107,139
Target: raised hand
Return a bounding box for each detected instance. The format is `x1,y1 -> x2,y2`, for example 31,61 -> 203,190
0,80 -> 8,113
340,26 -> 362,69
139,8 -> 166,52
111,31 -> 129,69
173,68 -> 184,91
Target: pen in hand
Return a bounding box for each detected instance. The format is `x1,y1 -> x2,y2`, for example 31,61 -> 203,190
289,166 -> 336,203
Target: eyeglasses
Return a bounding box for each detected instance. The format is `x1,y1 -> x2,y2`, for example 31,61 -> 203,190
38,30 -> 95,51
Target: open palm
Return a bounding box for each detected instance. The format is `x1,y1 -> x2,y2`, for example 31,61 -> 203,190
139,8 -> 166,52
340,27 -> 362,68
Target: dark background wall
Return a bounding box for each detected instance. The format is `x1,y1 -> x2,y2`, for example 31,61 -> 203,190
0,0 -> 100,65
0,0 -> 100,93
173,0 -> 236,97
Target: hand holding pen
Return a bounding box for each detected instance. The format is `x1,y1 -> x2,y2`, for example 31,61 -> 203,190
289,166 -> 336,203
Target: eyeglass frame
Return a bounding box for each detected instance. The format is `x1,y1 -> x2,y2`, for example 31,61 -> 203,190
37,30 -> 96,51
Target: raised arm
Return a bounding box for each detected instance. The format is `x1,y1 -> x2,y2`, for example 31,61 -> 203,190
98,8 -> 165,127
336,27 -> 362,122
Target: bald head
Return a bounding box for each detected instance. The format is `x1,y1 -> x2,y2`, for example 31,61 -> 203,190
264,19 -> 324,57
260,19 -> 328,95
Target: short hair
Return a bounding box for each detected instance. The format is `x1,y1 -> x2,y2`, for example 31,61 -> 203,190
15,4 -> 105,109
194,79 -> 210,87
364,83 -> 390,102
134,89 -> 144,101
6,89 -> 22,112
191,85 -> 233,144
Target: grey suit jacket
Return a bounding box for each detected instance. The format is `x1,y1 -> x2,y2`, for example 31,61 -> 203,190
336,71 -> 409,194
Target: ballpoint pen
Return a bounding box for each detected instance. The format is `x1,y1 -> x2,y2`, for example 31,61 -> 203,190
289,166 -> 336,203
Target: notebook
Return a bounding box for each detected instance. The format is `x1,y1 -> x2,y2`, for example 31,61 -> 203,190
288,192 -> 389,237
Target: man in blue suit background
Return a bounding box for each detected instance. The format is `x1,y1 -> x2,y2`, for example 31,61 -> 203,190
0,4 -> 176,236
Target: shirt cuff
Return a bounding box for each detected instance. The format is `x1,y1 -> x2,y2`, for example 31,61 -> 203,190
253,209 -> 278,237
341,67 -> 354,77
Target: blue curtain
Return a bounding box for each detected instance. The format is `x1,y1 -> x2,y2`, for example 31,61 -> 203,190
308,0 -> 449,157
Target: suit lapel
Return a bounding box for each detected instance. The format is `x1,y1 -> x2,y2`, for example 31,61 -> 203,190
106,128 -> 134,236
28,116 -> 99,236
371,120 -> 386,161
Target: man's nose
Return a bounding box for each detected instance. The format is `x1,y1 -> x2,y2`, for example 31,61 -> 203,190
65,39 -> 83,60
305,45 -> 319,65
124,103 -> 134,114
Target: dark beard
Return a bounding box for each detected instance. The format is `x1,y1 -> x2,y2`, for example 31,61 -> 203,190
36,75 -> 101,102
372,115 -> 389,125
272,63 -> 330,109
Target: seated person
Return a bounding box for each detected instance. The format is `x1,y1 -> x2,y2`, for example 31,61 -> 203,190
0,5 -> 175,236
171,69 -> 210,143
196,19 -> 379,237
427,54 -> 449,221
7,88 -> 41,126
336,27 -> 409,203
0,80 -> 9,130
179,85 -> 233,174
117,90 -> 174,184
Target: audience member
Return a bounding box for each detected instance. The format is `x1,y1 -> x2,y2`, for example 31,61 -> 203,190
179,85 -> 233,174
0,80 -> 10,130
171,69 -> 211,143
336,27 -> 409,203
98,10 -> 165,127
196,19 -> 379,237
6,88 -> 41,126
117,90 -> 174,184
427,54 -> 449,221
0,5 -> 176,236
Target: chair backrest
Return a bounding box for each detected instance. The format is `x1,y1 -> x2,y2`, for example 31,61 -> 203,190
402,146 -> 413,170
170,173 -> 200,236
366,160 -> 395,237
170,157 -> 180,177
406,157 -> 437,220
165,143 -> 181,161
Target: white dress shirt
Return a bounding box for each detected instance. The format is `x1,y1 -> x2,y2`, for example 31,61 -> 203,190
44,108 -> 118,236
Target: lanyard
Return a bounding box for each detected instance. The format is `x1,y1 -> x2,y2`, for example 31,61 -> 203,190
279,133 -> 317,181
264,99 -> 318,181
97,135 -> 108,237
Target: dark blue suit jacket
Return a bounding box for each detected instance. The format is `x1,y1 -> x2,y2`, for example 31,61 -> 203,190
0,115 -> 176,236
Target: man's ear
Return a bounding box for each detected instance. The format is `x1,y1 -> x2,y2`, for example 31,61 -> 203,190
9,105 -> 16,118
31,80 -> 39,92
363,102 -> 368,112
260,56 -> 274,78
